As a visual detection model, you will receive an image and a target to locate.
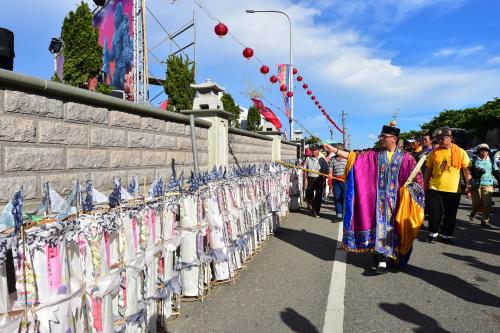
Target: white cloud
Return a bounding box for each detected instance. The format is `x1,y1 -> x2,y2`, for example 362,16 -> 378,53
433,46 -> 484,58
488,56 -> 500,65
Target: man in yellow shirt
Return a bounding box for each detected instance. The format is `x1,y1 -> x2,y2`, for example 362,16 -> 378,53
424,127 -> 471,244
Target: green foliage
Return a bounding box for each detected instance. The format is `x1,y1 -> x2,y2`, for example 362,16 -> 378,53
221,93 -> 240,127
399,130 -> 421,142
246,106 -> 262,132
96,83 -> 113,95
50,72 -> 62,83
421,98 -> 500,141
61,2 -> 103,88
305,136 -> 319,145
163,54 -> 195,112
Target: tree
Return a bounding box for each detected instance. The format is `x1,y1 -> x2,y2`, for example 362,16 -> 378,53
305,136 -> 319,145
221,93 -> 240,127
163,54 -> 195,112
61,2 -> 103,88
246,106 -> 262,132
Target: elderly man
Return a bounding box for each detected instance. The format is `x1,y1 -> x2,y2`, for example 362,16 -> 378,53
304,144 -> 330,217
424,127 -> 471,244
326,121 -> 424,274
325,144 -> 348,219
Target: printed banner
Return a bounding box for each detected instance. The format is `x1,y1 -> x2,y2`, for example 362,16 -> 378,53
277,64 -> 293,117
93,0 -> 135,100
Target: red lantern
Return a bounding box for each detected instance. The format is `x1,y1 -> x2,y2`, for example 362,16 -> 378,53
318,105 -> 322,109
297,76 -> 303,82
270,75 -> 278,84
280,84 -> 287,92
314,101 -> 319,105
307,90 -> 312,95
260,65 -> 269,74
242,47 -> 254,59
214,22 -> 228,37
311,95 -> 316,100
302,83 -> 308,89
287,91 -> 294,98
293,68 -> 298,75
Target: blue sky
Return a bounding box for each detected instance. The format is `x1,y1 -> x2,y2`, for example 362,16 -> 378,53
1,0 -> 499,148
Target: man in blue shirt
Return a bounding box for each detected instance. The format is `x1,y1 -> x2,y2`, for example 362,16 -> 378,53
469,144 -> 499,228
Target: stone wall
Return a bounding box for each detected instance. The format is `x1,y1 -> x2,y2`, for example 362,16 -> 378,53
0,86 -> 209,204
228,129 -> 273,167
281,141 -> 299,161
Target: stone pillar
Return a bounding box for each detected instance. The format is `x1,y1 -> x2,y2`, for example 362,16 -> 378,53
259,131 -> 282,161
181,110 -> 231,168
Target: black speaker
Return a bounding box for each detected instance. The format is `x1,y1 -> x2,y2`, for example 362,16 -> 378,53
93,0 -> 107,6
0,28 -> 14,71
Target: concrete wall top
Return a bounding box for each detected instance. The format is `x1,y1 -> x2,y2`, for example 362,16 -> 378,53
228,127 -> 273,141
0,69 -> 212,128
281,140 -> 300,146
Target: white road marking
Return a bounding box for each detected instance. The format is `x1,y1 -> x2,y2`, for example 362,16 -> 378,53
322,222 -> 346,333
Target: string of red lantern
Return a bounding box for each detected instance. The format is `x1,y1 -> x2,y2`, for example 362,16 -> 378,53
198,0 -> 344,135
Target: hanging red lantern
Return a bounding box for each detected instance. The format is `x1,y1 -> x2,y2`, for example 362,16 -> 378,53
311,95 -> 316,100
314,101 -> 319,105
280,84 -> 287,92
214,22 -> 228,37
307,90 -> 312,95
286,91 -> 294,98
242,47 -> 254,59
318,105 -> 322,109
302,84 -> 308,89
293,68 -> 298,75
297,76 -> 303,82
270,75 -> 278,84
260,65 -> 269,74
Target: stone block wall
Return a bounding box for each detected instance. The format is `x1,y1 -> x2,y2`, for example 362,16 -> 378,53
281,141 -> 299,161
228,131 -> 273,167
0,88 -> 209,203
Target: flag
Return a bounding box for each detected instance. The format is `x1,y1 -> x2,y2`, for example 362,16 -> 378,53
251,98 -> 282,130
159,99 -> 169,110
277,64 -> 293,117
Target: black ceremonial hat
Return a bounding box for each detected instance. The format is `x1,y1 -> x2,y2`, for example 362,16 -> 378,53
381,120 -> 400,137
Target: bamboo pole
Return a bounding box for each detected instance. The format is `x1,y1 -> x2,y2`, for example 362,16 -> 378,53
276,161 -> 345,182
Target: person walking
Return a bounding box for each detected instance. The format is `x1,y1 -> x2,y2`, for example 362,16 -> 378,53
304,144 -> 329,217
422,132 -> 434,154
469,144 -> 499,228
327,121 -> 425,274
325,144 -> 347,220
424,127 -> 471,244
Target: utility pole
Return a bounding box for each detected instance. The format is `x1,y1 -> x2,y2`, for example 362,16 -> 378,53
341,110 -> 347,147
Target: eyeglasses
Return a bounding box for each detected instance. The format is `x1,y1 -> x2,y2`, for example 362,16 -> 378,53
437,135 -> 450,141
379,134 -> 395,140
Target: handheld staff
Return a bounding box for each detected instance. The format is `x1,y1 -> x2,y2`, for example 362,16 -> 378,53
277,161 -> 345,182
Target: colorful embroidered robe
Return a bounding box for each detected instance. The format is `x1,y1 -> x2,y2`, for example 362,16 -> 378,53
342,148 -> 424,264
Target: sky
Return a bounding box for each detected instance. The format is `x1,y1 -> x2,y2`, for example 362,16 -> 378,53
1,0 -> 500,148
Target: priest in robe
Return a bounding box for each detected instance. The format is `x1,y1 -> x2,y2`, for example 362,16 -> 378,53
324,121 -> 425,274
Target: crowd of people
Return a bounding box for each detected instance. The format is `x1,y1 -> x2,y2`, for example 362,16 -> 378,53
301,123 -> 499,274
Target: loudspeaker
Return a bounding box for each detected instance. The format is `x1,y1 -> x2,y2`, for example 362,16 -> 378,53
0,28 -> 14,71
110,90 -> 126,99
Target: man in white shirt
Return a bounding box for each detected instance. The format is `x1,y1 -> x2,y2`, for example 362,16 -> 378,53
305,144 -> 330,217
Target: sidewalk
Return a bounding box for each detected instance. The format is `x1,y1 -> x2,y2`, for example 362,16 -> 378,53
344,196 -> 500,332
167,201 -> 339,333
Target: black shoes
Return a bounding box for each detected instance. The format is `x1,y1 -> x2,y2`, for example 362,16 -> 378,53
427,235 -> 437,243
375,265 -> 389,275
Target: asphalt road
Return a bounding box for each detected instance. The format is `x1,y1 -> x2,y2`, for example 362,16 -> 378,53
167,201 -> 339,333
344,195 -> 500,333
165,196 -> 500,333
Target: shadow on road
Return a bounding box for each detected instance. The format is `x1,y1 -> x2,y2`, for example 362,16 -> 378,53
379,302 -> 451,333
403,265 -> 500,308
280,307 -> 319,333
441,252 -> 500,275
275,227 -> 336,261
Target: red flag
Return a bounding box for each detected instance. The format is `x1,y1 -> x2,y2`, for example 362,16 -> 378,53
251,98 -> 282,130
159,99 -> 169,110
